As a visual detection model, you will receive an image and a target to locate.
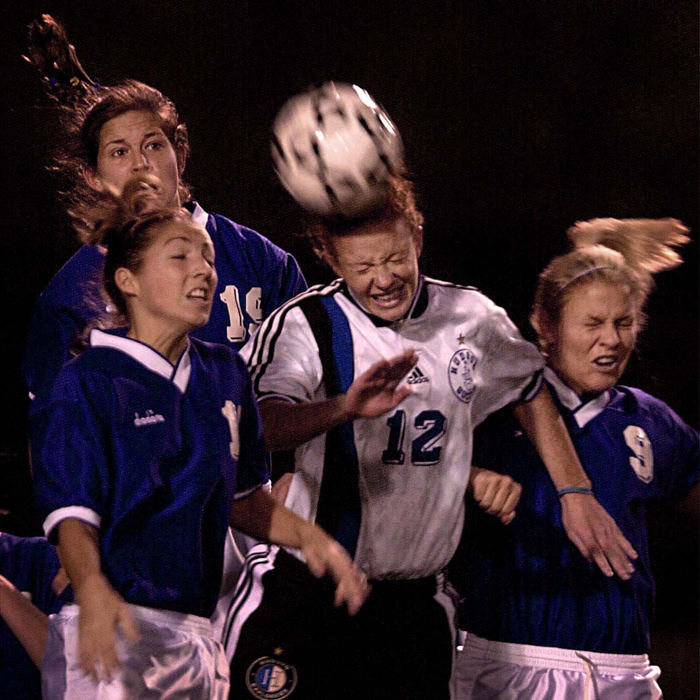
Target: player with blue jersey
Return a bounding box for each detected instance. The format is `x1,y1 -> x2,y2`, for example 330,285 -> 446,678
30,206 -> 367,698
452,217 -> 697,699
227,178 -> 638,699
22,16 -> 306,402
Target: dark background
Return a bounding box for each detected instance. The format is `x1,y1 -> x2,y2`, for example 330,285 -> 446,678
1,2 -> 697,697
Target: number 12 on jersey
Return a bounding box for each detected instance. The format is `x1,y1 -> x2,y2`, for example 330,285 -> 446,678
382,409 -> 446,466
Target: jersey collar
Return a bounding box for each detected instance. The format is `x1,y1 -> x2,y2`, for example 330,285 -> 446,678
342,275 -> 429,327
183,200 -> 209,230
544,366 -> 611,428
90,328 -> 192,392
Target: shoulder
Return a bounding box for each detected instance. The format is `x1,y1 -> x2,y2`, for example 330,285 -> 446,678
616,385 -> 697,432
424,277 -> 501,313
207,211 -> 293,260
37,245 -> 105,301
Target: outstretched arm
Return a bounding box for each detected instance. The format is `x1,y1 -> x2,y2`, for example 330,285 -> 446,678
259,349 -> 418,451
513,386 -> 638,579
57,519 -> 139,680
230,488 -> 369,615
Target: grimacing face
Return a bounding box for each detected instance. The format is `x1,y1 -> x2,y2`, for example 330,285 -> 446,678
84,110 -> 181,211
546,280 -> 639,397
325,216 -> 423,322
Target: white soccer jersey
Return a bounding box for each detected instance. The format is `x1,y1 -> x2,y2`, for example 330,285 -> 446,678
243,276 -> 543,579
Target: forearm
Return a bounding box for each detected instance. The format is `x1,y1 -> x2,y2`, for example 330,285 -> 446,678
0,580 -> 49,667
260,397 -> 353,451
230,486 -> 315,547
57,519 -> 109,600
512,387 -> 591,491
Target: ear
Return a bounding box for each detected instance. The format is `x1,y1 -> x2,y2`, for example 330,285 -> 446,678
413,225 -> 424,259
114,267 -> 139,299
531,311 -> 556,353
319,243 -> 342,278
82,166 -> 106,194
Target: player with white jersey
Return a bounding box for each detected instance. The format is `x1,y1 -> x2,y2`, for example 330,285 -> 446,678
452,218 -> 698,699
227,177 -> 638,700
30,207 -> 367,699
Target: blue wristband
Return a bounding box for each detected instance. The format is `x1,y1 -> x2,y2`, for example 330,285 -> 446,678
557,486 -> 594,498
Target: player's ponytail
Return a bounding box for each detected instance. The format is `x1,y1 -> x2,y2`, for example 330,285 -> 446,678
23,14 -> 99,107
531,217 -> 690,351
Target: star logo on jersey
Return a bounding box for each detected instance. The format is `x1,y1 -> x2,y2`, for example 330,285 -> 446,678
406,365 -> 430,384
457,333 -> 466,345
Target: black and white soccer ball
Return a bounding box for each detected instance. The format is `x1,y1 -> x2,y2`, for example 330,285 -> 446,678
271,81 -> 404,217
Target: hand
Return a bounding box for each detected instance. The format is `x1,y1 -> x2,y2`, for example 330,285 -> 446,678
560,493 -> 638,579
75,573 -> 139,681
468,466 -> 522,525
344,349 -> 418,419
299,524 -> 370,616
271,472 -> 293,504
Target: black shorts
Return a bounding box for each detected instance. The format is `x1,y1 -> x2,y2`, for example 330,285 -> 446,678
229,548 -> 454,700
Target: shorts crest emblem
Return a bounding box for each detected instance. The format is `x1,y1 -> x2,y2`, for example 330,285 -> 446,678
245,656 -> 298,699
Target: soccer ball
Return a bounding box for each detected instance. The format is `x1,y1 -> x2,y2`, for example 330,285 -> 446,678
270,81 -> 404,217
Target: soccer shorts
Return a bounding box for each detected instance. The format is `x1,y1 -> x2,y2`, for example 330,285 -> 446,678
42,603 -> 229,699
454,631 -> 662,700
228,546 -> 456,700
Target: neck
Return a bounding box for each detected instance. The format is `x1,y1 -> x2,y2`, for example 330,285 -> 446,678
127,322 -> 189,364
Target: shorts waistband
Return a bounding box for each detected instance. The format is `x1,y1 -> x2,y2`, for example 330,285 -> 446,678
461,631 -> 651,673
59,602 -> 215,639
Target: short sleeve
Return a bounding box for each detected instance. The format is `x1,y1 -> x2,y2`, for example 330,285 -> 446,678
473,301 -> 544,427
30,367 -> 111,541
654,402 -> 699,506
243,305 -> 324,404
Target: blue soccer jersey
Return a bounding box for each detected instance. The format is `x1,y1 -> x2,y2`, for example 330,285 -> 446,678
31,329 -> 270,618
453,367 -> 699,654
22,202 -> 307,399
0,534 -> 73,700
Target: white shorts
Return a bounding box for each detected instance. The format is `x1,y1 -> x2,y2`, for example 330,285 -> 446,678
455,631 -> 662,700
42,603 -> 230,699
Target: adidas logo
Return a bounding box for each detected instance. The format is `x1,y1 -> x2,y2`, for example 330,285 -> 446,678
407,365 -> 430,385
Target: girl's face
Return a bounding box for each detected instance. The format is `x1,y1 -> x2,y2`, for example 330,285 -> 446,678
118,220 -> 217,338
546,280 -> 639,398
85,110 -> 181,211
326,216 -> 423,321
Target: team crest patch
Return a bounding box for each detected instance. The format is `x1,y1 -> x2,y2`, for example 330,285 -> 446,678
245,656 -> 298,699
448,348 -> 477,403
623,425 -> 654,483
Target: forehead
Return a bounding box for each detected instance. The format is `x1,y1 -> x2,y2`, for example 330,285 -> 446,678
99,110 -> 166,145
331,217 -> 414,261
562,280 -> 635,317
150,219 -> 212,247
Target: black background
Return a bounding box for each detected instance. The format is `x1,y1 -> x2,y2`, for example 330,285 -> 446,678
1,2 -> 697,696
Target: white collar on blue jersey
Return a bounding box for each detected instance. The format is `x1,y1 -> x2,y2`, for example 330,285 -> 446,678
188,201 -> 209,229
90,328 -> 192,393
544,366 -> 611,428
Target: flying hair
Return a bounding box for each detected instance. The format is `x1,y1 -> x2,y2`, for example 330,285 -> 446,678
531,217 -> 690,348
